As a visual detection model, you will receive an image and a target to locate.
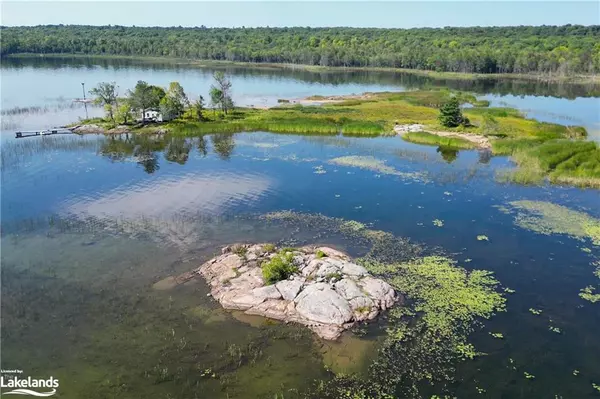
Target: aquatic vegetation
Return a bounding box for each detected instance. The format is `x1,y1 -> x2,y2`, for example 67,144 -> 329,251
501,201 -> 600,246
581,247 -> 592,253
261,251 -> 298,284
524,372 -> 536,380
433,219 -> 444,227
573,369 -> 580,376
328,155 -> 424,181
477,235 -> 489,241
490,332 -> 504,339
340,220 -> 367,234
529,308 -> 543,315
496,140 -> 600,188
313,165 -> 327,174
503,287 -> 515,294
593,383 -> 600,393
548,326 -> 561,334
579,286 -> 600,303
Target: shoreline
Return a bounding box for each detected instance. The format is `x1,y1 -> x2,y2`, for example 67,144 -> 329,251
5,53 -> 600,85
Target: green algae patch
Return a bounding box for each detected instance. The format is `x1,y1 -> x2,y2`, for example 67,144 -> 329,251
364,256 -> 505,338
316,255 -> 507,398
260,210 -> 508,398
502,200 -> 600,246
579,286 -> 600,303
328,155 -> 426,181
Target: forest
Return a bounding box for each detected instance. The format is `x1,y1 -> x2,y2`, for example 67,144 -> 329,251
1,25 -> 599,75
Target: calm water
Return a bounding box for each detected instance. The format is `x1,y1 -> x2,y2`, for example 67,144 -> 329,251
1,57 -> 600,398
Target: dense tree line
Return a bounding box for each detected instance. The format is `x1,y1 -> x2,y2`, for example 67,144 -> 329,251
2,25 -> 599,75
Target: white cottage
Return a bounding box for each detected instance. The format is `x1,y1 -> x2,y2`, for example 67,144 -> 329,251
142,109 -> 163,122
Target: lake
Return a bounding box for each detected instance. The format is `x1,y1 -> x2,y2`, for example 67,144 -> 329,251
1,56 -> 600,398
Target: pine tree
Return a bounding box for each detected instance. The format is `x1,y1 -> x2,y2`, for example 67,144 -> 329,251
438,97 -> 464,128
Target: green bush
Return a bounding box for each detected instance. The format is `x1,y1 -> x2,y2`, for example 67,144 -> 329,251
261,251 -> 298,285
438,97 -> 466,128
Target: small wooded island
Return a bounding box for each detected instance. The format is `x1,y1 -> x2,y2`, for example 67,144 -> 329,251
73,73 -> 600,188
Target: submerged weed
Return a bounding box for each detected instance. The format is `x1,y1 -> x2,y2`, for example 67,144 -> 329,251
502,201 -> 600,246
579,286 -> 600,303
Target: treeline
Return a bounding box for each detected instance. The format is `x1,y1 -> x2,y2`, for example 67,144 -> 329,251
2,25 -> 599,75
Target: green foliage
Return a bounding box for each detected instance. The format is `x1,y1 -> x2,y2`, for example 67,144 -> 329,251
491,138 -> 547,155
402,131 -> 476,149
210,71 -> 234,114
193,96 -> 206,121
90,81 -> 118,122
315,250 -> 327,259
433,219 -> 444,227
438,97 -> 466,128
115,102 -> 133,125
160,81 -> 188,120
497,139 -> 600,187
128,80 -> 166,119
5,25 -> 600,75
261,251 -> 298,285
262,243 -> 276,253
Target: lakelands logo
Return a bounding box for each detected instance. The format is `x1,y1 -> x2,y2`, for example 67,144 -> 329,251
0,370 -> 58,397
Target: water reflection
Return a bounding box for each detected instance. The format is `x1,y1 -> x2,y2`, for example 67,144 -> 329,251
4,55 -> 598,99
436,146 -> 459,163
98,134 -> 234,172
63,172 -> 273,219
211,133 -> 235,160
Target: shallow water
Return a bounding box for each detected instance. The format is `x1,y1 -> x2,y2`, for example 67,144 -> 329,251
1,58 -> 600,398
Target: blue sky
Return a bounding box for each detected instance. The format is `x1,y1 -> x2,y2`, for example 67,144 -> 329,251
2,1 -> 598,28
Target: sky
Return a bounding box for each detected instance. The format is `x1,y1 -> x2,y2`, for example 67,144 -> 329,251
1,1 -> 598,28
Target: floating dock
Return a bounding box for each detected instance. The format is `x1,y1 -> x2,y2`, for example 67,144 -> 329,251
15,127 -> 77,139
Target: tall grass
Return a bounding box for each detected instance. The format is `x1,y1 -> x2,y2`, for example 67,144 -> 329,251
499,139 -> 600,188
402,132 -> 476,149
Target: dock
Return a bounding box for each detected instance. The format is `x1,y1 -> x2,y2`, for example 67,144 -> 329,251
15,127 -> 77,139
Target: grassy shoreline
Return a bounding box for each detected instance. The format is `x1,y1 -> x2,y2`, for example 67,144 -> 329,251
73,88 -> 599,188
5,53 -> 600,84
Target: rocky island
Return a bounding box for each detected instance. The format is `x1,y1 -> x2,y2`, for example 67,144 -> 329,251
173,244 -> 399,340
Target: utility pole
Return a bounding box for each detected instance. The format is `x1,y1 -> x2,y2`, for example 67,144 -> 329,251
81,83 -> 88,119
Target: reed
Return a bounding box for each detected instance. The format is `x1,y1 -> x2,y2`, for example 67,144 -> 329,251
402,131 -> 476,149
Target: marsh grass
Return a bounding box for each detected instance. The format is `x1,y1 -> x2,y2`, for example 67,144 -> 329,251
402,131 -> 476,149
497,140 -> 600,188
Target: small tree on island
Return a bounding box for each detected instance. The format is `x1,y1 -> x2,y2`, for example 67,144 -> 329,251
438,97 -> 469,128
159,81 -> 189,120
193,95 -> 206,121
90,82 -> 118,123
210,72 -> 234,115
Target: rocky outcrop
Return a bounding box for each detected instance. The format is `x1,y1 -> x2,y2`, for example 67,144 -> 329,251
184,244 -> 399,340
71,124 -> 107,134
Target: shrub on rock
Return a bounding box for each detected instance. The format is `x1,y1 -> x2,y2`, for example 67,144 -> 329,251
262,251 -> 297,284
